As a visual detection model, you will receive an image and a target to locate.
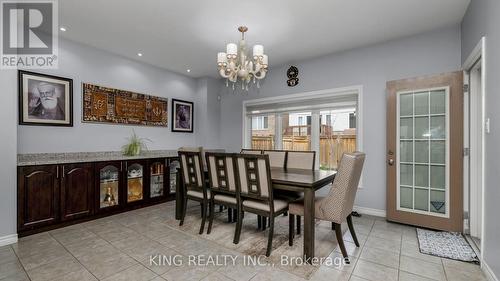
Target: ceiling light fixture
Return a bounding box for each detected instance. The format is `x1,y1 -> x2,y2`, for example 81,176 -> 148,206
217,26 -> 268,91
59,27 -> 67,32
186,69 -> 191,73
137,53 -> 143,57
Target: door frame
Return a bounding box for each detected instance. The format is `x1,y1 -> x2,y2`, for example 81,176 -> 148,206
462,37 -> 486,257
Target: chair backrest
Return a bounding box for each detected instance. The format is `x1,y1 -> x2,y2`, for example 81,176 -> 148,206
179,146 -> 206,167
240,149 -> 263,155
318,152 -> 365,223
205,152 -> 237,195
286,151 -> 316,170
234,154 -> 273,203
263,150 -> 287,168
178,150 -> 205,193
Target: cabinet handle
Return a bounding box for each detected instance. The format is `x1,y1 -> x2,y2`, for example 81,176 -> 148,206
56,166 -> 59,178
62,166 -> 65,178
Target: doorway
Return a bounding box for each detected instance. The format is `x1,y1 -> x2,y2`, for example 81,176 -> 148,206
463,37 -> 486,253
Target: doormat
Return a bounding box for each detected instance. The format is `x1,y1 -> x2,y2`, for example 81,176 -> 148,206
416,228 -> 479,263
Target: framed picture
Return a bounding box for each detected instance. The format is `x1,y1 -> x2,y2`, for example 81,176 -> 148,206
19,70 -> 73,126
171,99 -> 193,132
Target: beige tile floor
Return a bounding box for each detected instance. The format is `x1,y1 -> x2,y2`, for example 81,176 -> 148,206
0,201 -> 487,281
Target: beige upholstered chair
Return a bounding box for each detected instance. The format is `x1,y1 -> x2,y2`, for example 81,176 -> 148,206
286,151 -> 316,170
205,152 -> 238,234
233,154 -> 289,256
240,149 -> 263,155
179,146 -> 206,167
263,150 -> 287,168
178,150 -> 209,234
288,152 -> 365,263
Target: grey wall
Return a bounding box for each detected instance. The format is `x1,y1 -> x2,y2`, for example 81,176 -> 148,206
461,0 -> 500,276
0,70 -> 18,239
17,38 -> 219,154
219,26 -> 462,211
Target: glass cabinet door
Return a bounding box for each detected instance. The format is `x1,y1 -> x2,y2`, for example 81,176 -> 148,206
99,165 -> 120,209
397,89 -> 448,216
150,161 -> 165,198
169,159 -> 180,194
127,163 -> 144,202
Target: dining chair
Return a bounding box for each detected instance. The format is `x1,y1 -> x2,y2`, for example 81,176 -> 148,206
240,149 -> 263,155
205,152 -> 238,234
233,154 -> 289,256
178,150 -> 210,234
263,150 -> 287,168
286,150 -> 316,170
287,152 -> 365,263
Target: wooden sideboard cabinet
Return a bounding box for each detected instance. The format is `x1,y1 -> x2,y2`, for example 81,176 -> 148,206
17,157 -> 179,236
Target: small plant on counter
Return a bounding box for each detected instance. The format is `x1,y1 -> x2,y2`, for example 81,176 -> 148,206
122,130 -> 151,156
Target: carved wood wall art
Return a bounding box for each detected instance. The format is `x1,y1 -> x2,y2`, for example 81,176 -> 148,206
82,83 -> 168,127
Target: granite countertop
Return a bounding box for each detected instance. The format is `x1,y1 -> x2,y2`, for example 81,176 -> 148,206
17,150 -> 178,166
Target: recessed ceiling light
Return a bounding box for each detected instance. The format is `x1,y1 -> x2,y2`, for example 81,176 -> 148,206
186,69 -> 191,73
137,53 -> 143,57
59,27 -> 67,32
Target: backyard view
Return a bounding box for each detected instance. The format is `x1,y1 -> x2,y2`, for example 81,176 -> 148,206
251,109 -> 357,170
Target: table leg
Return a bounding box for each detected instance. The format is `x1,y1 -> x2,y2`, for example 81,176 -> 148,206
303,188 -> 315,261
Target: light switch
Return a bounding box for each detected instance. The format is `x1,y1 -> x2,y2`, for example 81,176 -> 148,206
485,118 -> 490,134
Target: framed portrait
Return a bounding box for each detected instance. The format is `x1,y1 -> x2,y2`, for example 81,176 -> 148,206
171,99 -> 193,133
19,70 -> 73,126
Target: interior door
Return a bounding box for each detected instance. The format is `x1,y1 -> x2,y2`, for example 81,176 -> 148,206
387,72 -> 463,232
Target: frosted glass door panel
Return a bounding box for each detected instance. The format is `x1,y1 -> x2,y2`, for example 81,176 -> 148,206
397,88 -> 448,216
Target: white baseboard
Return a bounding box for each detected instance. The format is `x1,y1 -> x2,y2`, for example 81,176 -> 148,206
483,260 -> 499,281
353,206 -> 386,218
0,234 -> 18,247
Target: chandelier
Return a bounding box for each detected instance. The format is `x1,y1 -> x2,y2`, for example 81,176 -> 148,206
217,26 -> 268,91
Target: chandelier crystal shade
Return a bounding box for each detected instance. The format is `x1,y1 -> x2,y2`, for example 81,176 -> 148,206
217,26 -> 268,91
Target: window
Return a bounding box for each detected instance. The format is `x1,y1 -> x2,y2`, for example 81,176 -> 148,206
244,86 -> 362,171
349,113 -> 356,128
251,116 -> 269,130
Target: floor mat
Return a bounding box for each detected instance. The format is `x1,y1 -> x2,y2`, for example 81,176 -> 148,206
417,228 -> 479,263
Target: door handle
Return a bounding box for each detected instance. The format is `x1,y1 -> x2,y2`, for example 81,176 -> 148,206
388,159 -> 394,166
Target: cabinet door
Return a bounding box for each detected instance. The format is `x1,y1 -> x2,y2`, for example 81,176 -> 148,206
95,161 -> 122,212
125,160 -> 147,204
148,158 -> 167,200
18,165 -> 59,231
61,163 -> 94,221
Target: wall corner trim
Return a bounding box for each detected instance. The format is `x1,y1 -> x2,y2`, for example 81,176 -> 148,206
483,260 -> 499,281
0,234 -> 18,247
353,205 -> 387,218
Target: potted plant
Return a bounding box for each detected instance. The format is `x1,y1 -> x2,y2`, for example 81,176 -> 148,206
122,130 -> 151,156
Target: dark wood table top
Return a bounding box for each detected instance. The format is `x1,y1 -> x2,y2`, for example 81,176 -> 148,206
270,168 -> 337,189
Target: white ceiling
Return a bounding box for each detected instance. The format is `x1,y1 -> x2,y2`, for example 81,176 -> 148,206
59,0 -> 470,78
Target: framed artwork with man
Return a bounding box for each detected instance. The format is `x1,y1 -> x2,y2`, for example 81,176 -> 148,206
19,71 -> 73,126
171,99 -> 193,133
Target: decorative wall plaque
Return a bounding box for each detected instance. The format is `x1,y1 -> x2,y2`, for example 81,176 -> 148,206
286,65 -> 299,87
83,83 -> 168,127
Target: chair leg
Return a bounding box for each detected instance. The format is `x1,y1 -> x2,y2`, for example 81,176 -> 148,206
200,203 -> 204,218
207,200 -> 215,234
296,215 -> 301,235
228,208 -> 233,223
332,222 -> 335,230
283,211 -> 288,217
179,196 -> 188,226
257,215 -> 262,229
346,215 -> 360,247
219,205 -> 223,212
334,222 -> 350,264
262,216 -> 267,230
199,202 -> 207,235
266,216 -> 275,257
289,214 -> 295,246
233,208 -> 243,244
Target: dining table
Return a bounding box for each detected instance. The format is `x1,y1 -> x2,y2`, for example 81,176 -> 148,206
175,167 -> 337,260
